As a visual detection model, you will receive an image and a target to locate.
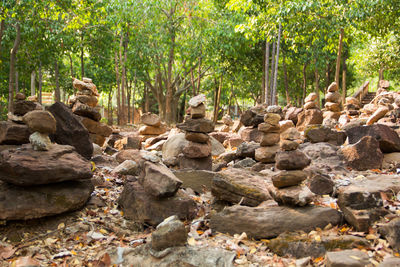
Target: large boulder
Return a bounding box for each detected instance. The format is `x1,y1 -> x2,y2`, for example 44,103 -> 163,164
22,110 -> 56,134
0,121 -> 30,145
48,102 -> 93,159
0,180 -> 93,220
212,169 -> 271,207
210,205 -> 342,239
118,180 -> 197,226
0,144 -> 92,186
346,124 -> 400,153
341,136 -> 383,171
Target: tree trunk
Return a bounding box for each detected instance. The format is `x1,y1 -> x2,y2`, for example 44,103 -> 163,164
165,32 -> 176,124
269,42 -> 276,105
197,54 -> 202,94
342,58 -> 347,105
55,61 -> 60,102
80,33 -> 84,79
15,71 -> 19,93
30,70 -> 36,96
68,54 -> 75,94
335,28 -> 344,86
0,18 -> 5,58
213,75 -> 223,123
38,61 -> 42,104
107,90 -> 113,126
325,63 -> 330,95
314,58 -> 320,108
378,66 -> 384,89
302,63 -> 308,105
114,50 -> 121,125
127,79 -> 131,124
261,43 -> 266,104
144,83 -> 149,113
272,23 -> 282,105
8,23 -> 21,112
132,73 -> 137,124
119,34 -> 127,125
265,41 -> 270,104
282,53 -> 290,105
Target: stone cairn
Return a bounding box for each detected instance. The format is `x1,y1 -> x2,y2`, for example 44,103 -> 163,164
69,78 -> 112,146
139,112 -> 167,140
176,94 -> 214,170
0,107 -> 93,221
323,82 -> 342,122
344,97 -> 361,116
254,111 -> 281,163
269,132 -> 313,207
296,94 -> 323,132
220,114 -> 233,132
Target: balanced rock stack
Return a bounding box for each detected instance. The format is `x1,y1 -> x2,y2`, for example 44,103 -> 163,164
220,114 -> 233,132
177,94 -> 214,170
139,113 -> 167,139
344,97 -> 361,116
23,110 -> 57,151
323,82 -> 342,121
69,78 -> 112,146
254,112 -> 281,163
269,135 -> 313,206
296,94 -> 323,132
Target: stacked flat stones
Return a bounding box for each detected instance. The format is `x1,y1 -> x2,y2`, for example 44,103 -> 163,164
344,97 -> 361,116
324,82 -> 342,121
269,134 -> 313,206
139,113 -> 167,138
1,93 -> 43,145
304,93 -> 318,110
220,114 -> 233,132
254,112 -> 281,163
0,108 -> 94,220
177,94 -> 214,170
69,78 -> 112,146
296,95 -> 323,132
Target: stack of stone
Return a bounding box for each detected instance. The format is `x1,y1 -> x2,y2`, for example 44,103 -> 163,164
303,93 -> 318,110
139,113 -> 167,140
324,82 -> 342,121
0,110 -> 93,220
177,95 -> 214,170
344,97 -> 361,116
296,95 -> 323,132
269,136 -> 313,206
69,78 -> 111,146
220,114 -> 233,132
254,112 -> 281,163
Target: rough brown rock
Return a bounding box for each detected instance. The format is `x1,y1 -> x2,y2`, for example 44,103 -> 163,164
22,110 -> 57,134
190,103 -> 206,119
239,127 -> 263,143
75,95 -> 98,107
13,100 -> 38,116
268,185 -> 314,206
255,145 -> 279,163
280,140 -> 299,151
151,216 -> 187,251
79,117 -> 112,137
0,121 -> 30,145
275,150 -> 311,170
72,101 -> 101,121
366,106 -> 389,125
260,133 -> 280,146
258,122 -> 280,133
139,125 -> 167,135
325,92 -> 341,103
272,170 -> 308,188
0,144 -> 93,186
141,113 -> 161,127
178,154 -> 212,171
182,141 -> 211,158
177,118 -> 214,133
296,109 -> 323,132
341,136 -> 383,171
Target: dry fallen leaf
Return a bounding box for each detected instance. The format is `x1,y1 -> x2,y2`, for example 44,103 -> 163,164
11,256 -> 41,267
0,245 -> 16,260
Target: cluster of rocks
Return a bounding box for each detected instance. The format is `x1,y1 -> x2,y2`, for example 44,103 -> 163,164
176,95 -> 215,170
220,114 -> 233,132
254,112 -> 281,163
69,78 -> 112,146
268,130 -> 313,206
0,109 -> 93,220
118,160 -> 197,226
139,112 -> 167,139
296,94 -> 323,132
344,96 -> 361,116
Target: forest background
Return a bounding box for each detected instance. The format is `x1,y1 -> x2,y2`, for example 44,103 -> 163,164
0,0 -> 399,125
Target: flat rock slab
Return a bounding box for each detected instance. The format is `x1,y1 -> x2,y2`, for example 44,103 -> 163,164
109,245 -> 235,267
173,170 -> 215,193
325,249 -> 370,267
0,121 -> 30,145
0,144 -> 93,186
118,180 -> 197,226
346,124 -> 400,153
177,118 -> 214,133
0,180 -> 93,220
210,205 -> 342,239
48,102 -> 93,159
212,169 -> 271,207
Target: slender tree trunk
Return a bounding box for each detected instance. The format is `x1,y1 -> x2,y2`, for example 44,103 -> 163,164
0,17 -> 5,58
282,53 -> 290,105
272,23 -> 282,105
265,41 -> 270,104
107,90 -> 113,126
378,66 -> 384,89
269,42 -> 276,105
144,83 -> 149,113
119,34 -> 127,125
342,58 -> 347,104
302,63 -> 308,105
15,71 -> 19,93
114,50 -> 121,125
55,61 -> 60,102
335,28 -> 344,86
8,23 -> 21,112
325,63 -> 330,95
314,58 -> 320,108
197,54 -> 202,94
68,54 -> 75,94
261,43 -> 266,103
213,75 -> 223,123
30,70 -> 36,96
80,33 -> 84,79
127,78 -> 131,124
132,73 -> 137,124
38,61 -> 42,104
165,32 -> 176,124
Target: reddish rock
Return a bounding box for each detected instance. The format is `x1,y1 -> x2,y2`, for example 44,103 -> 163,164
341,136 -> 383,171
72,101 -> 101,121
183,141 -> 211,158
275,150 -> 311,170
0,121 -> 30,145
139,125 -> 167,135
296,109 -> 323,132
239,127 -> 263,143
141,113 -> 161,127
23,110 -> 57,134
